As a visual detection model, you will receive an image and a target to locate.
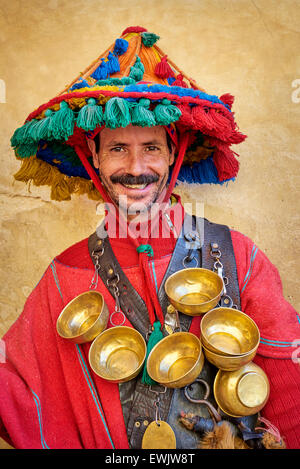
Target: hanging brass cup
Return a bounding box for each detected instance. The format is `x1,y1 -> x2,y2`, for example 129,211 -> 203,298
146,332 -> 204,388
213,362 -> 270,417
200,307 -> 260,356
164,268 -> 224,316
202,344 -> 257,371
56,291 -> 109,344
88,326 -> 146,383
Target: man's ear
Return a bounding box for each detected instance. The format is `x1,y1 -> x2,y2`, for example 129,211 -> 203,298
169,142 -> 176,166
87,138 -> 100,169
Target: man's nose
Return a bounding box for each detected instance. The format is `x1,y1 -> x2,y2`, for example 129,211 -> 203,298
125,148 -> 146,175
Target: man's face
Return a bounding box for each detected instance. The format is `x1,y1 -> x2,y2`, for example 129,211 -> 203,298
88,125 -> 175,217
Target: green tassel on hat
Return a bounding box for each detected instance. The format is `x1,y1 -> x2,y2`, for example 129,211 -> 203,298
11,119 -> 39,147
104,97 -> 131,129
15,141 -> 39,158
50,101 -> 75,140
131,98 -> 156,127
129,56 -> 145,81
95,77 -> 135,87
29,110 -> 56,141
142,320 -> 164,386
154,99 -> 182,125
141,32 -> 160,47
76,98 -> 104,131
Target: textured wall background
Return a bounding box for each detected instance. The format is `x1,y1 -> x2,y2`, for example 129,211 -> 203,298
0,0 -> 299,449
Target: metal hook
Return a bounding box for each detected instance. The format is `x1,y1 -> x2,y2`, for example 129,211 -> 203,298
184,378 -> 222,423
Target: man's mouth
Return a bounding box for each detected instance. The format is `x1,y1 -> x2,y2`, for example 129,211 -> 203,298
121,183 -> 148,190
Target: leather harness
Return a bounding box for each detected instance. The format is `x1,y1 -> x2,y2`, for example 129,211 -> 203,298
88,214 -> 241,448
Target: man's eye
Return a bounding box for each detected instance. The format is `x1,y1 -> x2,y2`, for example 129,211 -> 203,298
111,146 -> 124,152
146,146 -> 159,152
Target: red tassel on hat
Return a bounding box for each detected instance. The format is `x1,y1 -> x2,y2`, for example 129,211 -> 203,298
220,93 -> 234,110
177,104 -> 194,127
155,55 -> 175,79
191,106 -> 217,132
122,26 -> 148,35
172,73 -> 188,88
213,145 -> 240,182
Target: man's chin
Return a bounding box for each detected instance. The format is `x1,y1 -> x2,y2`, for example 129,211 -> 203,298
101,178 -> 168,217
119,196 -> 157,218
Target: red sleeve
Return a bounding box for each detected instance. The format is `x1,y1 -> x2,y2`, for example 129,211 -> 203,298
0,265 -> 81,449
231,230 -> 300,449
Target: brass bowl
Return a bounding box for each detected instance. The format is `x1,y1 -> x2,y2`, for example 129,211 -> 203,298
202,343 -> 257,371
200,307 -> 260,356
146,332 -> 204,388
164,268 -> 223,316
213,362 -> 270,417
56,291 -> 109,344
88,326 -> 146,383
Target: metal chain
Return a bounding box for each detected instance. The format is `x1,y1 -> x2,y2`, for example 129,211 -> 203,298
108,277 -> 126,326
210,242 -> 237,308
90,244 -> 125,324
89,247 -> 104,290
149,385 -> 167,427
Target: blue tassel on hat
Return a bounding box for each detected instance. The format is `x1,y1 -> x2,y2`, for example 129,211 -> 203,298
91,58 -> 110,80
69,78 -> 90,91
107,51 -> 120,74
113,38 -> 129,56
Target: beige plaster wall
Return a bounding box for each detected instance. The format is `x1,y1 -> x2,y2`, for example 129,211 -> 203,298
0,0 -> 299,449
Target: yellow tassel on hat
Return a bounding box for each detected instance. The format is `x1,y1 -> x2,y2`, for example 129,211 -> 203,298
14,156 -> 103,202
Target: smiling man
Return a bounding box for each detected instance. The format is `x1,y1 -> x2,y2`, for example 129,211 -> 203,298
88,125 -> 175,218
1,26 -> 300,450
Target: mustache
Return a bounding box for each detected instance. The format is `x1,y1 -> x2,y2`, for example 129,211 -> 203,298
110,174 -> 159,185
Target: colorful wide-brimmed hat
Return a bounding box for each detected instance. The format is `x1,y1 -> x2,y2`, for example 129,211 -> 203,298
11,26 -> 246,202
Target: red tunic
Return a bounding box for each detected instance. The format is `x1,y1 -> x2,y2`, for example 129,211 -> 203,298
0,211 -> 300,449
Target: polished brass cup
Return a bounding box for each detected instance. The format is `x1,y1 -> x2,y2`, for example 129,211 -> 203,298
200,307 -> 260,356
164,268 -> 224,316
146,332 -> 204,388
202,344 -> 257,371
56,291 -> 109,344
213,362 -> 270,417
88,326 -> 146,383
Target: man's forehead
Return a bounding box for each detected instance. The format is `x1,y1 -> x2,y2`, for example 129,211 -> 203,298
100,125 -> 167,144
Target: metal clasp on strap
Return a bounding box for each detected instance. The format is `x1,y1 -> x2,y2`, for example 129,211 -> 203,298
210,242 -> 236,308
182,232 -> 201,268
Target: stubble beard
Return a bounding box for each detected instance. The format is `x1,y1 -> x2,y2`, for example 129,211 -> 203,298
99,170 -> 169,219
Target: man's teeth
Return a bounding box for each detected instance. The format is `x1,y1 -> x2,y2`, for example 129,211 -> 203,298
122,183 -> 147,189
